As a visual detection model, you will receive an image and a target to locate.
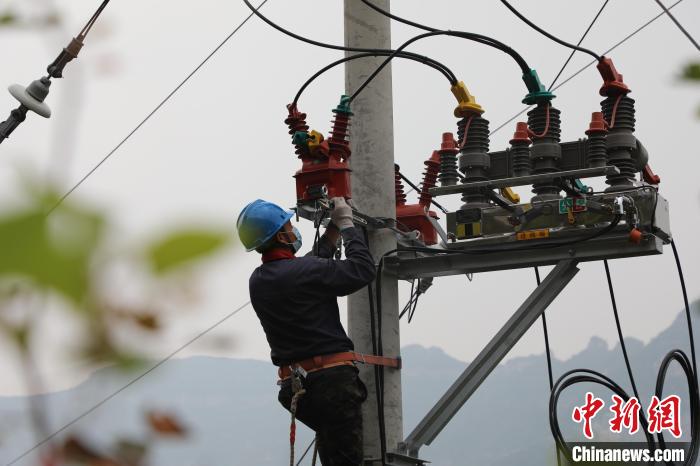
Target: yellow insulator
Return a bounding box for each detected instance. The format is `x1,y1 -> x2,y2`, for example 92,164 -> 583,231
451,81 -> 484,117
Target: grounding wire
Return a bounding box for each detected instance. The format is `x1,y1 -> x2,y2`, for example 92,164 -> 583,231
490,0 -> 684,137
6,301 -> 252,466
499,0 -> 602,61
48,0 -> 270,215
653,0 -> 700,52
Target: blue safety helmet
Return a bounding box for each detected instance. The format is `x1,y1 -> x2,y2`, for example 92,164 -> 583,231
236,199 -> 294,252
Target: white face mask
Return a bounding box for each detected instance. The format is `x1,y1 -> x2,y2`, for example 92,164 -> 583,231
279,226 -> 302,253
290,226 -> 302,253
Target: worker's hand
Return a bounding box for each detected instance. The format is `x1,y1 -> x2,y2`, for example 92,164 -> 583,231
330,197 -> 354,231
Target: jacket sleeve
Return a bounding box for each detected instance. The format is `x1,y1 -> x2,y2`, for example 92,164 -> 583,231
305,232 -> 338,259
299,227 -> 376,296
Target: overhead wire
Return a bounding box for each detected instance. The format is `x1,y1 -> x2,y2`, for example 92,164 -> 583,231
78,0 -> 111,40
242,0 -> 456,83
548,0 -> 611,91
499,0 -> 602,61
349,29 -> 532,103
293,52 -> 456,107
490,0 -> 684,137
6,301 -> 252,466
47,0 -> 270,215
357,0 -> 530,73
653,0 -> 700,52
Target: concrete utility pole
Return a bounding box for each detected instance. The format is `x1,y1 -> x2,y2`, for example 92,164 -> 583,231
344,1 -> 402,463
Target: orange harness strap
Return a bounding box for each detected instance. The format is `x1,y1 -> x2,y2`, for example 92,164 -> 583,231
278,351 -> 401,379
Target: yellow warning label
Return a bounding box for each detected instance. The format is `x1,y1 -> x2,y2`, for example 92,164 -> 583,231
516,229 -> 550,241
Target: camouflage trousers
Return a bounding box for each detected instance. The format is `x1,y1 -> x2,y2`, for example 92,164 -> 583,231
279,364 -> 368,466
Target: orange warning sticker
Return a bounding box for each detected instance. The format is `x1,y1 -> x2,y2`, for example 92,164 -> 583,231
516,229 -> 550,241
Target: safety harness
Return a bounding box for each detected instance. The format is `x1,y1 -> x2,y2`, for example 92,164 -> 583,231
284,351 -> 400,466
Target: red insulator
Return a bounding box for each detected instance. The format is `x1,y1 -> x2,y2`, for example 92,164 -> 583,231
327,112 -> 351,161
285,103 -> 310,158
395,164 -> 407,206
419,151 -> 440,208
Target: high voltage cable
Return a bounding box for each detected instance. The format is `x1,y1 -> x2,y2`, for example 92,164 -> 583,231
490,0 -> 684,137
46,0 -> 269,216
6,301 -> 251,466
653,0 -> 700,52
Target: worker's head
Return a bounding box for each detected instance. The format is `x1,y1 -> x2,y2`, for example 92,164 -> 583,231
236,199 -> 302,254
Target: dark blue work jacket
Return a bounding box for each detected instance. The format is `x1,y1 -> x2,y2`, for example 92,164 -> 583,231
249,227 -> 376,366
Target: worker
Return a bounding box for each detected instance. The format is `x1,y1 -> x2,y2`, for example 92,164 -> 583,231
237,197 -> 376,466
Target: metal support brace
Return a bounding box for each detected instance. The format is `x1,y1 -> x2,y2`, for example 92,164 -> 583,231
400,259 -> 580,458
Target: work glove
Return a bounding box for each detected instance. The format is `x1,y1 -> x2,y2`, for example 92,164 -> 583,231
330,197 -> 354,231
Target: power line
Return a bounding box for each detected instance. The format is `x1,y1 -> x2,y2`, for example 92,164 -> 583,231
548,0 -> 611,91
654,0 -> 700,52
47,0 -> 269,216
490,0 -> 684,137
5,301 -> 251,466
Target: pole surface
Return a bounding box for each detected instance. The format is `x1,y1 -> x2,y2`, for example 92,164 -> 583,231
344,0 -> 402,462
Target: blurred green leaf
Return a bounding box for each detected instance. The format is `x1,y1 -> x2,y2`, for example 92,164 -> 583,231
682,62 -> 700,81
0,11 -> 17,26
0,211 -> 87,303
0,186 -> 104,305
147,229 -> 230,274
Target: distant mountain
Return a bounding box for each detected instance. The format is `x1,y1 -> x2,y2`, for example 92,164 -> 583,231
1,305 -> 698,466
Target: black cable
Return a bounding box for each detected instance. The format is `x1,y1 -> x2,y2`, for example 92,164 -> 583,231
489,0 -> 684,137
293,52 -> 455,107
357,0 -> 530,73
408,291 -> 420,323
349,29 -> 531,102
549,369 -> 656,465
671,240 -> 697,374
550,240 -> 700,465
535,266 -> 561,466
375,255 -> 388,465
399,280 -> 417,320
242,0 -> 455,82
362,227 -> 387,466
604,260 -> 642,402
499,0 -> 602,61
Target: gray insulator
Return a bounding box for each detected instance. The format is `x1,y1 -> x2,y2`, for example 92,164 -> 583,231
457,115 -> 491,208
587,132 -> 607,168
602,95 -> 637,191
511,141 -> 531,177
8,77 -> 52,118
439,150 -> 459,187
528,103 -> 562,201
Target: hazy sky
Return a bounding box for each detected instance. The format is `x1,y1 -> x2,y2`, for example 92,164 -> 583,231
0,0 -> 699,397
